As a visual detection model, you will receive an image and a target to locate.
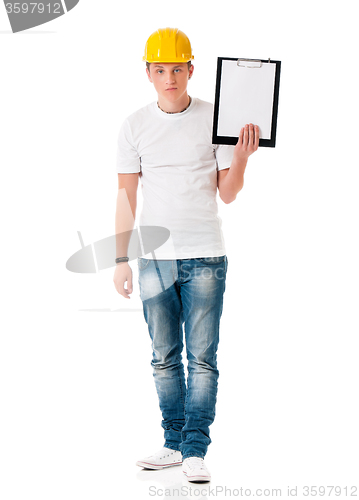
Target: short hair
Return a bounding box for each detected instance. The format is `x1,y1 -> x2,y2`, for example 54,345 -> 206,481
146,61 -> 192,72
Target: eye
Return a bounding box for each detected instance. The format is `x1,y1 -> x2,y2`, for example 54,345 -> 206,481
174,69 -> 181,73
157,70 -> 163,74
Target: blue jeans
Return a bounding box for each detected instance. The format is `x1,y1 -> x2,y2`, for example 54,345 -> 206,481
137,255 -> 228,460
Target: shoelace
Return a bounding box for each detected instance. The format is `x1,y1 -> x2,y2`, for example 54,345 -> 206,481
153,447 -> 178,459
185,457 -> 206,471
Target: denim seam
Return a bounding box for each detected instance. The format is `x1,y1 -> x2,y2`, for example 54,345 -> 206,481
176,265 -> 186,453
172,259 -> 177,284
138,257 -> 150,271
177,308 -> 185,413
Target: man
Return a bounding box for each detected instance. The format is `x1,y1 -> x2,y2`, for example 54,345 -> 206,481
113,27 -> 259,482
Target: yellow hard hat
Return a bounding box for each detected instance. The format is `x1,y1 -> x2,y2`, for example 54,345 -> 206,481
143,27 -> 194,63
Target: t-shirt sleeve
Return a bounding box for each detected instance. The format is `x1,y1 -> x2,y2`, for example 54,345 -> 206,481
213,144 -> 235,171
116,118 -> 141,174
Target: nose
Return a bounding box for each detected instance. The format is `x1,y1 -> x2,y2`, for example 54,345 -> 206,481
165,72 -> 176,85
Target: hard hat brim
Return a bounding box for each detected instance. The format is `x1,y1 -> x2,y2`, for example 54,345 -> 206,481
142,56 -> 194,63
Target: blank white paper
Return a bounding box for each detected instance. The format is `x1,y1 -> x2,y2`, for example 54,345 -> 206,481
217,60 -> 276,140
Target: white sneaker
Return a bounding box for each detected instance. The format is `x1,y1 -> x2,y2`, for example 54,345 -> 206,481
182,457 -> 211,482
136,446 -> 182,470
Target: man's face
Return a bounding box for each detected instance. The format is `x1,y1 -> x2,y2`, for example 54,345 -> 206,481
146,62 -> 194,103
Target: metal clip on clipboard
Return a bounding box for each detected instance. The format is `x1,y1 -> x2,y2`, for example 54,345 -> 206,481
237,58 -> 271,68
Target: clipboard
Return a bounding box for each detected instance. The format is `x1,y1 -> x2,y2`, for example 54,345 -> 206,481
212,57 -> 281,147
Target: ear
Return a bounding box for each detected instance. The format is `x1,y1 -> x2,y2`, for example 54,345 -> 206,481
188,64 -> 194,79
146,67 -> 153,83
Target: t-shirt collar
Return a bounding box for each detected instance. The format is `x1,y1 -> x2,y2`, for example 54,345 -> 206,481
154,97 -> 196,118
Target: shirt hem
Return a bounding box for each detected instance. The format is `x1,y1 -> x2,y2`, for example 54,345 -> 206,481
139,252 -> 226,260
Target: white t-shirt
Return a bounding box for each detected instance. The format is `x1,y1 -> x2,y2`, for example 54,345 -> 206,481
116,97 -> 235,260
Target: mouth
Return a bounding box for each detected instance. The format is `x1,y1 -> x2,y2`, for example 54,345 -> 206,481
166,88 -> 177,91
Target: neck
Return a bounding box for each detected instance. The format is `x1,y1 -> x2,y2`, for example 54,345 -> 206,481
157,92 -> 191,114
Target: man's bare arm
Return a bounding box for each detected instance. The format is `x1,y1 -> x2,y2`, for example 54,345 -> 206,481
115,173 -> 139,258
113,172 -> 140,299
217,123 -> 259,204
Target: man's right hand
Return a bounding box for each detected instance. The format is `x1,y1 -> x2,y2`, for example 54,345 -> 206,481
113,262 -> 133,299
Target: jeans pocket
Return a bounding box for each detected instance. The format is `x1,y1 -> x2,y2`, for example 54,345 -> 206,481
138,257 -> 151,271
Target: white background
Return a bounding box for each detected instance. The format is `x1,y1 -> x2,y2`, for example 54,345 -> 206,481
1,1 -> 358,499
